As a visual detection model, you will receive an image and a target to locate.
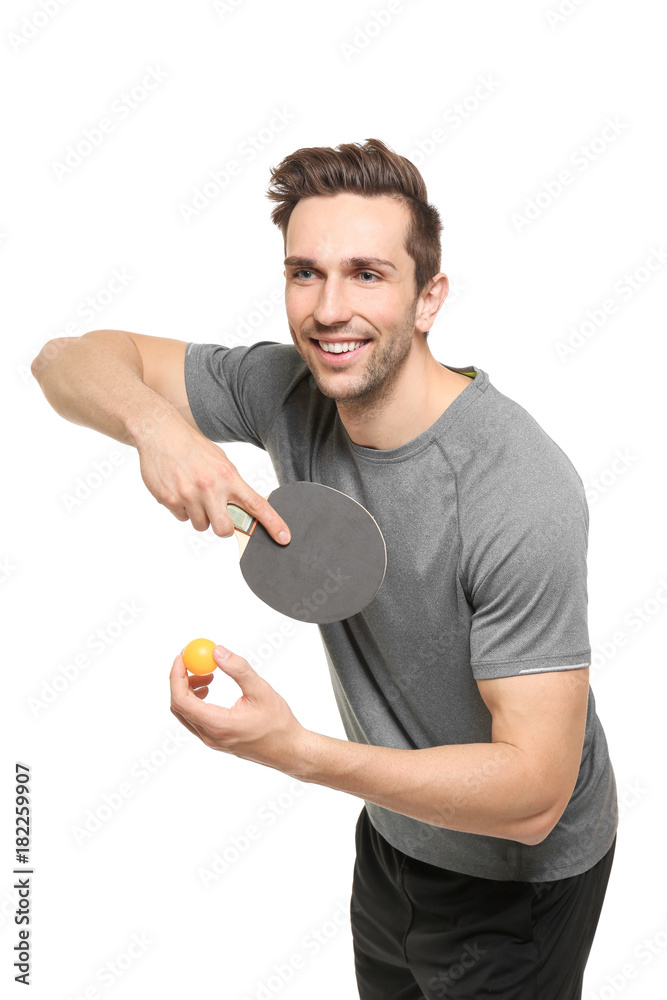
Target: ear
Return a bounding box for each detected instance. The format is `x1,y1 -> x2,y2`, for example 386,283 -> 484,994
414,273 -> 449,333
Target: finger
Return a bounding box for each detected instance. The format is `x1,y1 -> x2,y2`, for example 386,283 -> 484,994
170,706 -> 207,740
170,653 -> 191,695
157,491 -> 190,523
212,647 -> 264,701
189,672 -> 215,689
174,658 -> 215,690
193,686 -> 209,699
196,460 -> 241,538
182,498 -> 212,533
205,502 -> 237,539
171,654 -> 232,727
161,491 -> 210,532
228,487 -> 291,545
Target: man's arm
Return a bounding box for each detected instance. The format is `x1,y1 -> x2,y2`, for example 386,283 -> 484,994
30,330 -> 291,542
169,647 -> 589,848
30,329 -> 197,446
290,667 -> 589,846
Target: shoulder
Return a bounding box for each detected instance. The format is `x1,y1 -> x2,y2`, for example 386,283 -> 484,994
186,339 -> 309,385
459,376 -> 583,485
185,339 -> 317,415
449,375 -> 587,531
183,339 -> 322,445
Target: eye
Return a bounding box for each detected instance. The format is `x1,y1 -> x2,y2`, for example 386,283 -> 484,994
289,269 -> 380,282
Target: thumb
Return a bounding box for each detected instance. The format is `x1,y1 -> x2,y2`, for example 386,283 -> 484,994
212,646 -> 263,698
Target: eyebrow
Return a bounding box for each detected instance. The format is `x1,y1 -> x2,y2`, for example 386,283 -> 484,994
284,255 -> 397,272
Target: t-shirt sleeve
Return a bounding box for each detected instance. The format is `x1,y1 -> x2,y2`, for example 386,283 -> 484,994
460,425 -> 592,681
183,340 -> 306,447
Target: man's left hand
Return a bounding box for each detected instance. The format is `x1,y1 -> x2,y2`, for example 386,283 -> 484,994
169,645 -> 308,775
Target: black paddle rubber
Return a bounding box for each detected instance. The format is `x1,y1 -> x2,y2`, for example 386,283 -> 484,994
239,482 -> 387,624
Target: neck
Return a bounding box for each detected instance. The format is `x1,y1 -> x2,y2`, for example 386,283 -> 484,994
337,342 -> 471,451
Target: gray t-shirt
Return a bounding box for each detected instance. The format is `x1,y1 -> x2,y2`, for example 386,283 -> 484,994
184,339 -> 618,881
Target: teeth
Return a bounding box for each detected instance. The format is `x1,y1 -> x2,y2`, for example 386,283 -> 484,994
318,340 -> 366,354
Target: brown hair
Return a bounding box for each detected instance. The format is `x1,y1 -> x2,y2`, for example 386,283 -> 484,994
266,138 -> 443,332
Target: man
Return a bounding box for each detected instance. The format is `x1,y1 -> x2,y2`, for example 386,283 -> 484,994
32,138 -> 617,999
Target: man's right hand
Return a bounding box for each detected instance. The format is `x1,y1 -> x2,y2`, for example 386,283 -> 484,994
30,329 -> 290,543
137,419 -> 291,544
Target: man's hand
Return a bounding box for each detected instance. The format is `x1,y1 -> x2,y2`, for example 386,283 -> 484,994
137,420 -> 291,543
30,329 -> 291,544
169,645 -> 308,774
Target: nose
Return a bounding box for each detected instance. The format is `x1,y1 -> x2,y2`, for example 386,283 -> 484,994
312,275 -> 354,328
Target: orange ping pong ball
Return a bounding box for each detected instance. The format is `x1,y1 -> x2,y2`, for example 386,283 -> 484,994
182,638 -> 218,675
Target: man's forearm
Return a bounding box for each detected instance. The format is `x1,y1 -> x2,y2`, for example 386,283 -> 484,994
289,732 -> 556,846
31,330 -> 182,447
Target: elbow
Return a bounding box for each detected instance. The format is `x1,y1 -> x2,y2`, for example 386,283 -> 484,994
515,823 -> 551,848
30,336 -> 76,381
513,800 -> 565,847
30,346 -> 46,380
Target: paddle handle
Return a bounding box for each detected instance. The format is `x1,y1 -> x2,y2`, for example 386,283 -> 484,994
227,503 -> 256,535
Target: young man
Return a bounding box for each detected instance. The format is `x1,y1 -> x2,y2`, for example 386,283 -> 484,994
32,138 -> 617,999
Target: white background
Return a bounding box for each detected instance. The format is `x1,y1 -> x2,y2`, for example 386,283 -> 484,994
2,1 -> 666,998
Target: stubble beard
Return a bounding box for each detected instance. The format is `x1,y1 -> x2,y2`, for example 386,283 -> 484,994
301,303 -> 418,423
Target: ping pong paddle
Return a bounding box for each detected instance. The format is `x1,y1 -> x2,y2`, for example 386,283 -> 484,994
226,481 -> 386,624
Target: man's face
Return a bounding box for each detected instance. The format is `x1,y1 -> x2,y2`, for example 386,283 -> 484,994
283,192 -> 426,408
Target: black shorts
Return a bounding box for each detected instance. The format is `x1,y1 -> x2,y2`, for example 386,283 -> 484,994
350,806 -> 616,1000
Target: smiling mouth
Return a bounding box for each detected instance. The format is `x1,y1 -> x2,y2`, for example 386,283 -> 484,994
309,338 -> 371,362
